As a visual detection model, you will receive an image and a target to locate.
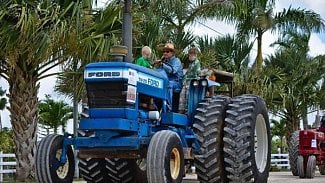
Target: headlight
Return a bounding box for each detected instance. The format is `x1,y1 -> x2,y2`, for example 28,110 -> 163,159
201,80 -> 208,86
193,80 -> 199,86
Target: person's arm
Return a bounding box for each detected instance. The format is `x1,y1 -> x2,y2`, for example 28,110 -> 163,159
162,62 -> 173,74
144,59 -> 152,68
163,57 -> 181,75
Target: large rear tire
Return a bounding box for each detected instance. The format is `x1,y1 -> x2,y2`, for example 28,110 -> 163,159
147,130 -> 184,183
35,134 -> 75,183
193,95 -> 230,182
135,158 -> 148,183
223,95 -> 271,183
288,131 -> 299,176
78,106 -> 142,183
79,157 -> 141,183
78,129 -> 108,183
104,158 -> 136,182
79,158 -> 107,183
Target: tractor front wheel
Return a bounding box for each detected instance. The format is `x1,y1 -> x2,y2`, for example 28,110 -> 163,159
147,130 -> 184,183
306,155 -> 316,178
297,155 -> 305,178
35,134 -> 75,183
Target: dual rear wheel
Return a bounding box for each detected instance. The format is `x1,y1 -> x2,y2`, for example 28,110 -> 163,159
193,95 -> 271,183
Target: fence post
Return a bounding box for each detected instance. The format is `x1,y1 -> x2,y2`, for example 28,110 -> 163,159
0,151 -> 3,182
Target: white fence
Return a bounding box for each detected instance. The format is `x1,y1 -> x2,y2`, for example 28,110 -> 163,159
0,152 -> 16,182
271,153 -> 290,169
0,152 -> 290,181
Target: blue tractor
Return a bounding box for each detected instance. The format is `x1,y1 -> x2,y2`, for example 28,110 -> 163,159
35,59 -> 271,183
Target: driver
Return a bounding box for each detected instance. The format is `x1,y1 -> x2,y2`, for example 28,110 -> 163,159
156,43 -> 183,112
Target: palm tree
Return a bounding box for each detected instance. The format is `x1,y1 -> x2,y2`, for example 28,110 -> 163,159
203,0 -> 324,72
0,87 -> 6,131
196,34 -> 254,95
131,1 -> 166,55
315,56 -> 325,111
0,127 -> 14,153
39,95 -> 73,134
263,30 -> 325,144
55,3 -> 123,128
0,0 -> 95,180
271,119 -> 286,153
133,0 -> 209,54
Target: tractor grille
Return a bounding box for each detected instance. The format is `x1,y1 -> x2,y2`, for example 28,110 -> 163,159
86,81 -> 131,108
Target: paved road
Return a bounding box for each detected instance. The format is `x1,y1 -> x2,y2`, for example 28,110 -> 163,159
182,172 -> 325,183
74,171 -> 325,183
268,171 -> 325,183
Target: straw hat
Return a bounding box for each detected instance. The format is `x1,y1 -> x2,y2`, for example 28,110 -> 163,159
163,43 -> 175,52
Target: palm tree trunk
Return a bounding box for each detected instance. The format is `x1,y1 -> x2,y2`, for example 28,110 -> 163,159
302,107 -> 308,129
280,136 -> 283,153
7,66 -> 39,181
122,0 -> 133,62
285,115 -> 300,149
0,113 -> 2,131
256,30 -> 263,71
252,30 -> 264,95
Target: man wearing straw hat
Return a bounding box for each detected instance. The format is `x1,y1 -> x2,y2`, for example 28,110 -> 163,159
155,43 -> 183,112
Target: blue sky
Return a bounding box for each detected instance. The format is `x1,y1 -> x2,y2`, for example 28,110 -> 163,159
1,0 -> 325,128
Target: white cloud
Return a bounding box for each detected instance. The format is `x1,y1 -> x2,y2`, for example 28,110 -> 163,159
301,0 -> 325,18
308,34 -> 325,56
95,0 -> 110,8
0,79 -> 9,128
278,1 -> 325,56
190,20 -> 236,38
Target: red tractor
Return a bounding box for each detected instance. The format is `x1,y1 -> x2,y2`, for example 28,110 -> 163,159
291,115 -> 325,178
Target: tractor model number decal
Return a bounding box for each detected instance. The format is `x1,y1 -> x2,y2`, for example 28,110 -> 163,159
138,72 -> 162,88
